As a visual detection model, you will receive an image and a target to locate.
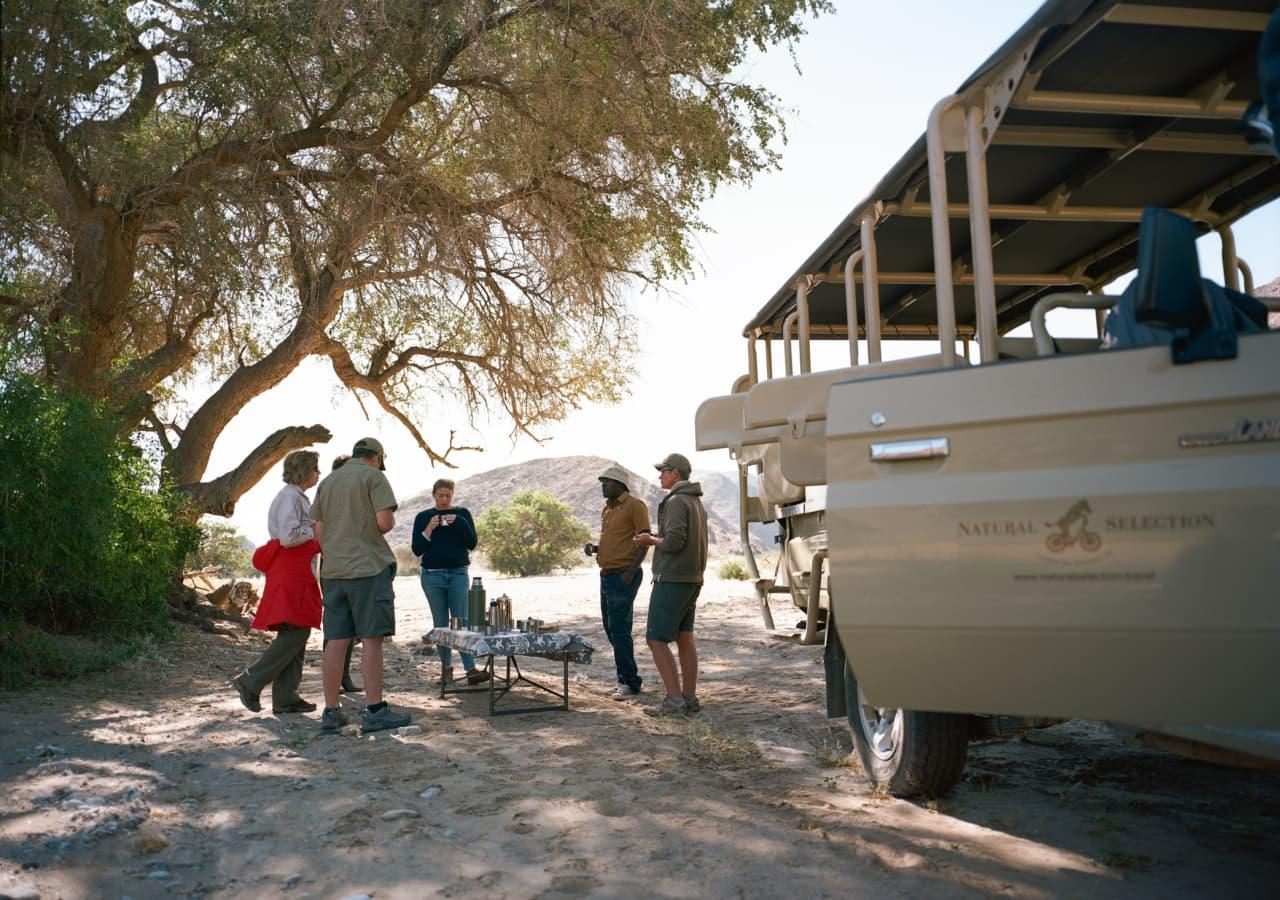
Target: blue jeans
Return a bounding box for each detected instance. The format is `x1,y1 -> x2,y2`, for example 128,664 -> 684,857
421,567 -> 475,671
601,569 -> 643,690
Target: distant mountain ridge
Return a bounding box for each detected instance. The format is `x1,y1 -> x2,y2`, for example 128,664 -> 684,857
387,455 -> 770,558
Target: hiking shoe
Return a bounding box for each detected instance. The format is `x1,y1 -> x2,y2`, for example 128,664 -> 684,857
466,669 -> 492,686
340,676 -> 362,694
232,674 -> 261,713
273,698 -> 317,714
361,704 -> 411,734
612,684 -> 640,701
644,696 -> 687,718
682,693 -> 700,714
319,707 -> 349,734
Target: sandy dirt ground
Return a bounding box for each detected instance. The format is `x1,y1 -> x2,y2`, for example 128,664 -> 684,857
1,569 -> 1278,899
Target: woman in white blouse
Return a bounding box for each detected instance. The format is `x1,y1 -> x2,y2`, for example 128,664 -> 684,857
232,451 -> 323,714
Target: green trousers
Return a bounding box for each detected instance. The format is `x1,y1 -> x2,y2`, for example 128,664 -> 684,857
242,624 -> 310,708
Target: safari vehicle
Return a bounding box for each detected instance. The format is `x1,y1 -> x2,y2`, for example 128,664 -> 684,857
695,0 -> 1280,796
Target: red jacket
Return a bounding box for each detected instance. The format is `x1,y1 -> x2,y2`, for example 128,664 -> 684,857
251,539 -> 322,630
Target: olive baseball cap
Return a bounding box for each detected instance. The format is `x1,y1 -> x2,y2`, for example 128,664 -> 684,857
352,436 -> 385,456
654,452 -> 691,479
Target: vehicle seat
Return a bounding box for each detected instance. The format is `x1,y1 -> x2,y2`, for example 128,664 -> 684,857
1101,208 -> 1269,364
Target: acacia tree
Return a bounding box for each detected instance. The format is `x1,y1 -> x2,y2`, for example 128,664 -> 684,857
2,0 -> 827,517
477,489 -> 589,576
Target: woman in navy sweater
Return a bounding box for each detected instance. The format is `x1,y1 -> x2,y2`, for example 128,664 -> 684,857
411,479 -> 489,685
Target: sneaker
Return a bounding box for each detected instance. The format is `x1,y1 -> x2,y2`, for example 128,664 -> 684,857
273,698 -> 317,714
466,669 -> 492,686
682,693 -> 700,714
232,674 -> 261,713
612,684 -> 640,701
644,696 -> 687,718
319,707 -> 349,734
360,704 -> 411,734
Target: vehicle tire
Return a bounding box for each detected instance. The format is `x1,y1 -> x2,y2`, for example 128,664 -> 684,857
1045,532 -> 1067,553
1080,530 -> 1102,552
844,660 -> 969,798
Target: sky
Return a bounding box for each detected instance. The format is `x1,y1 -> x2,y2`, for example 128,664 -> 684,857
209,0 -> 1280,544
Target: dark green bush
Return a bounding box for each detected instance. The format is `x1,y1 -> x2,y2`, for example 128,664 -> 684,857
0,367 -> 197,689
477,490 -> 590,576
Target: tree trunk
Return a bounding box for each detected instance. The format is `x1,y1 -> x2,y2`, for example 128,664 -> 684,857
52,207 -> 141,397
167,271 -> 343,517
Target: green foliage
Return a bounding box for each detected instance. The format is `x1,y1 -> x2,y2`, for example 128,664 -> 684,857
477,490 -> 590,577
2,1 -> 832,513
718,559 -> 749,581
187,519 -> 254,578
0,364 -> 197,687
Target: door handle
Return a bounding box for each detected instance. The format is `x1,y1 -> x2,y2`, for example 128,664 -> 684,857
869,437 -> 950,462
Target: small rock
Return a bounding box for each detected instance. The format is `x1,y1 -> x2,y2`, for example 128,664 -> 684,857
418,785 -> 442,800
381,808 -> 420,821
145,870 -> 171,880
396,725 -> 422,736
282,874 -> 302,890
340,895 -> 373,900
0,883 -> 42,900
133,828 -> 168,855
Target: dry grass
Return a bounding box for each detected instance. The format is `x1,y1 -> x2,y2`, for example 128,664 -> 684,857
678,719 -> 769,769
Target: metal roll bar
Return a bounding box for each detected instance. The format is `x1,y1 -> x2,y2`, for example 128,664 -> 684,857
1030,292 -> 1119,356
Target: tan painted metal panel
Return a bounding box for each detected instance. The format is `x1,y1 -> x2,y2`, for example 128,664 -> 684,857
826,333 -> 1280,727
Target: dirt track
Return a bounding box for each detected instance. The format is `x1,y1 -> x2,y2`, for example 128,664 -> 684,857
1,571 -> 1277,898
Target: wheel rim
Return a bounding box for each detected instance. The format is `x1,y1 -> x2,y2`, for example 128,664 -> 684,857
856,683 -> 903,762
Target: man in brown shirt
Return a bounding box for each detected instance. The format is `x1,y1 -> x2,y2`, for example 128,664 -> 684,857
584,464 -> 651,699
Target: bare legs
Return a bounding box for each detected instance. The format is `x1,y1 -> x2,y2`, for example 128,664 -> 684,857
647,631 -> 697,699
361,637 -> 384,705
322,638 -> 351,709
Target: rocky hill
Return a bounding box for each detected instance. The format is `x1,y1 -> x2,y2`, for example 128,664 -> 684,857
387,455 -> 769,558
1258,276 -> 1279,329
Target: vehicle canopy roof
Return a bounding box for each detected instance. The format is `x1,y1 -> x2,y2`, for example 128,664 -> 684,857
743,0 -> 1280,341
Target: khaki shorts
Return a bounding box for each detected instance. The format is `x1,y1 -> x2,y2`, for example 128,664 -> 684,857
321,564 -> 396,640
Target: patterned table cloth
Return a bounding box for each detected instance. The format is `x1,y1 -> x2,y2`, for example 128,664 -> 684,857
426,628 -> 594,664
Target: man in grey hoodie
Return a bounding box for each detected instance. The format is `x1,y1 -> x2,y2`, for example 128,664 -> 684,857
634,452 -> 708,717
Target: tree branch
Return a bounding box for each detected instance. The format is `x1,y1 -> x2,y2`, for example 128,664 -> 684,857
177,424 -> 332,518
316,334 -> 479,466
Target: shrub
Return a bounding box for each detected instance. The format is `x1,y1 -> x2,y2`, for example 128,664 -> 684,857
394,544 -> 421,576
718,559 -> 749,580
187,519 -> 254,578
477,490 -> 590,576
0,367 -> 196,688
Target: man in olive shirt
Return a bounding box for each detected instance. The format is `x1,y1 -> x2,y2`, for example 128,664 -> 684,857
634,452 -> 708,717
584,465 -> 650,699
310,437 -> 411,734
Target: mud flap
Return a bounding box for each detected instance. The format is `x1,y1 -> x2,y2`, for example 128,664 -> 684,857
823,617 -> 847,719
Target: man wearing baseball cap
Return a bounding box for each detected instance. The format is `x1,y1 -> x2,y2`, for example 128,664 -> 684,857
309,437 -> 411,734
633,452 -> 707,717
584,464 -> 651,699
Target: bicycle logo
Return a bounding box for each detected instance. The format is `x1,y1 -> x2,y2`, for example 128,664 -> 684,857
1044,499 -> 1102,553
